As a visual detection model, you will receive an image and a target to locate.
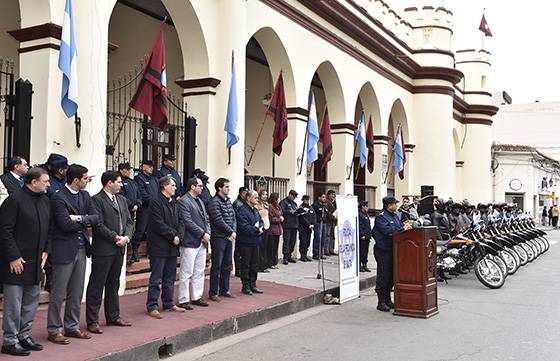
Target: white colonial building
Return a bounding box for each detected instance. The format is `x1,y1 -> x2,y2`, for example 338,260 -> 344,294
0,0 -> 498,209
492,143 -> 560,218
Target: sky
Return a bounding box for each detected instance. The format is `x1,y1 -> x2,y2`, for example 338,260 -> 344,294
385,0 -> 558,104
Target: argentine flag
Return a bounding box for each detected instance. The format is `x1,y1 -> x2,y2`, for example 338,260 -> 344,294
225,55 -> 239,149
393,125 -> 405,179
306,92 -> 319,163
356,112 -> 367,168
59,0 -> 78,117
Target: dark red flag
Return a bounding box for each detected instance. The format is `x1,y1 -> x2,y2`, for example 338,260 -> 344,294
130,21 -> 169,130
319,106 -> 333,172
267,72 -> 288,156
366,115 -> 374,173
479,14 -> 492,37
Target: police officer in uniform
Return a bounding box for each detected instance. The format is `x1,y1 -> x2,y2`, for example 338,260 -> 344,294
156,154 -> 183,197
296,195 -> 314,262
118,163 -> 142,216
129,160 -> 158,264
372,196 -> 411,312
358,200 -> 372,272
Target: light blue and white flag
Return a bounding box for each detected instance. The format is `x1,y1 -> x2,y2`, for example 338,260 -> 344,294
59,0 -> 78,117
225,53 -> 239,149
356,112 -> 367,168
393,125 -> 406,179
306,92 -> 319,163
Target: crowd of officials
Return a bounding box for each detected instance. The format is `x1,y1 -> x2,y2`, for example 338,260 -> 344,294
0,152 -> 373,357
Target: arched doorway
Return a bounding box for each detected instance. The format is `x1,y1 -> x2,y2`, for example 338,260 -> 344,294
352,82 -> 382,208
244,27 -> 295,198
0,0 -> 20,169
105,0 -> 194,179
386,99 -> 409,199
305,61 -> 346,200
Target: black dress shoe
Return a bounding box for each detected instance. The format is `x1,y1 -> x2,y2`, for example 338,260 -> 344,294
377,303 -> 391,312
251,287 -> 264,294
1,343 -> 31,356
219,291 -> 236,298
300,257 -> 309,262
192,298 -> 209,307
288,258 -> 297,263
19,337 -> 43,351
359,267 -> 365,272
364,267 -> 372,272
282,260 -> 289,265
320,255 -> 327,260
386,301 -> 395,309
312,256 -> 319,260
242,288 -> 253,295
259,269 -> 271,273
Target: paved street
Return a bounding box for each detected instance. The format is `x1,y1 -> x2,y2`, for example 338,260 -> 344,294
172,229 -> 560,361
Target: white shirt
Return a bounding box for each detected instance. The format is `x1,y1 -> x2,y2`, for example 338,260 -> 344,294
65,184 -> 79,194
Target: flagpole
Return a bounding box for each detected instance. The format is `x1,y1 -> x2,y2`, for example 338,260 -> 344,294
246,111 -> 269,166
346,138 -> 358,181
110,103 -> 135,153
481,8 -> 486,50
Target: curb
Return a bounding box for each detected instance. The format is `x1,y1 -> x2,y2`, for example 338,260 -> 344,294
96,275 -> 376,361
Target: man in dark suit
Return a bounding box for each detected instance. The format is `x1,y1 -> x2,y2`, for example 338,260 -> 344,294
46,164 -> 100,344
146,176 -> 185,318
358,200 -> 372,273
177,177 -> 211,310
156,154 -> 184,197
0,167 -> 50,356
130,160 -> 158,265
0,156 -> 29,195
86,171 -> 134,334
280,190 -> 299,264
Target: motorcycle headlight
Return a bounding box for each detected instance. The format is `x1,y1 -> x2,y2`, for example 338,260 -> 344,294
436,246 -> 444,254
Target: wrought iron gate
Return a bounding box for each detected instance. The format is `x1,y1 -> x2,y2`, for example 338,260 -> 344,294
106,60 -> 196,179
0,58 -> 33,171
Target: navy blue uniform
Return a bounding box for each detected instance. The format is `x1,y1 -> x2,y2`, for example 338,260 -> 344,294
119,176 -> 142,212
358,209 -> 372,266
372,209 -> 404,302
132,172 -> 158,246
156,166 -> 183,197
297,204 -> 315,258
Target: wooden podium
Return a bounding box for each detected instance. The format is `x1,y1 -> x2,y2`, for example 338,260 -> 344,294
392,227 -> 439,318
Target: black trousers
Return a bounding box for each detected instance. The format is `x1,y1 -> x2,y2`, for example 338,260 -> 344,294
258,231 -> 270,271
359,239 -> 371,264
131,209 -> 149,246
85,253 -> 124,325
238,244 -> 258,288
268,235 -> 280,266
325,224 -> 336,253
374,246 -> 393,299
298,230 -> 312,256
282,228 -> 297,259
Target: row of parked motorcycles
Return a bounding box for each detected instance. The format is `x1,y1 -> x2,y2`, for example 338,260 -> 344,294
436,213 -> 550,289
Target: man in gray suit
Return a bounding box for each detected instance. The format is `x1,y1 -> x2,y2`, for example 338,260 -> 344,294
177,177 -> 211,310
86,171 -> 134,334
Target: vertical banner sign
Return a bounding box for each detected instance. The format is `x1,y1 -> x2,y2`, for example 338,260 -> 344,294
336,195 -> 360,303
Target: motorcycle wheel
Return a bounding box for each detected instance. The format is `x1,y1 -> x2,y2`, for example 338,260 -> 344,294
527,239 -> 541,257
506,247 -> 521,270
537,237 -> 549,253
521,243 -> 535,262
492,255 -> 508,279
514,245 -> 528,266
500,249 -> 518,275
474,257 -> 505,289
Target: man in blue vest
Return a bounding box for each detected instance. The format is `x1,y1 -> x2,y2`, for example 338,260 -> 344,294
156,154 -> 183,197
372,196 -> 411,312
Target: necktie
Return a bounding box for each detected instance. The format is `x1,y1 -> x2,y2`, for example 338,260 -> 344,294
112,195 -> 123,234
17,177 -> 23,187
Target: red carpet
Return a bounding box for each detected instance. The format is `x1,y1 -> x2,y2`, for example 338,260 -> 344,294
0,279 -> 316,360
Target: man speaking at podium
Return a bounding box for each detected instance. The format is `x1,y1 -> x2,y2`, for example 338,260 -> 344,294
372,196 -> 411,312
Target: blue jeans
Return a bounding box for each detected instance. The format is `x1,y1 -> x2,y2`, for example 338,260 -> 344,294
209,237 -> 233,296
313,223 -> 327,257
146,256 -> 177,311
